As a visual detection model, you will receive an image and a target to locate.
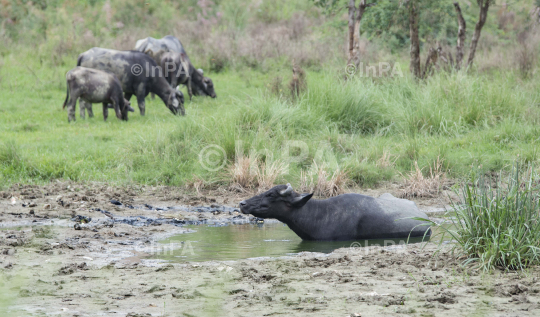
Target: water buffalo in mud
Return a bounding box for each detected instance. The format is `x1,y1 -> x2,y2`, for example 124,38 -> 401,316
63,67 -> 130,122
135,35 -> 216,100
239,184 -> 431,241
77,47 -> 185,116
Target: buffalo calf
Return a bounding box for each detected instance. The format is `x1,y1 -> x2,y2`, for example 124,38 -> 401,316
63,67 -> 129,122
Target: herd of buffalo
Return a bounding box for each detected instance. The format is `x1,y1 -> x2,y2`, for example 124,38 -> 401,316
62,35 -> 216,122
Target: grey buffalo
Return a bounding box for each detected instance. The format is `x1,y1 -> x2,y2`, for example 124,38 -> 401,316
160,51 -> 191,96
135,35 -> 216,100
239,184 -> 431,241
77,47 -> 185,116
63,67 -> 130,122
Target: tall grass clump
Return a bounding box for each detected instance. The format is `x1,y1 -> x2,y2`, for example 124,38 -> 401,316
442,163 -> 540,271
303,76 -> 389,134
0,140 -> 23,167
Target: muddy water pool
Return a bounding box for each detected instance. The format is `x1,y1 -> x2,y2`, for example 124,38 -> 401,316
155,222 -> 430,262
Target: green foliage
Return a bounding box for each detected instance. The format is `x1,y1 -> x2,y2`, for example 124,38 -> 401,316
310,0 -> 345,14
435,163 -> 540,271
310,0 -> 531,52
361,0 -> 470,49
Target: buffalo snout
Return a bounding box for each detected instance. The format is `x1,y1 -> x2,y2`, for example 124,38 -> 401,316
239,200 -> 248,214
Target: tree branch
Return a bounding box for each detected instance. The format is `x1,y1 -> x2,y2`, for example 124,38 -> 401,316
409,0 -> 421,79
467,0 -> 491,69
454,2 -> 466,70
348,0 -> 356,61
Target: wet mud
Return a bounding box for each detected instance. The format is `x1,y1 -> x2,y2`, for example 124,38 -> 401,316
1,182 -> 539,316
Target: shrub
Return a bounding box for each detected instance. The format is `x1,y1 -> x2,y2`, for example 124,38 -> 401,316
432,163 -> 540,271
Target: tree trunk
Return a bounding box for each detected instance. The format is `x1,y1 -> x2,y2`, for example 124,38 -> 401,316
454,2 -> 466,70
348,0 -> 356,61
347,0 -> 375,67
409,0 -> 421,79
422,47 -> 440,79
467,0 -> 490,69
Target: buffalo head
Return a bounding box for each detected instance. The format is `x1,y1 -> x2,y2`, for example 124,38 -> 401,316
167,90 -> 185,115
203,77 -> 217,98
239,184 -> 313,218
124,98 -> 135,112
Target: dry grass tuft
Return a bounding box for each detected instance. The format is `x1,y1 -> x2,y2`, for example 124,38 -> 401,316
256,160 -> 286,192
299,164 -> 349,197
400,157 -> 446,198
289,61 -> 307,98
376,151 -> 398,169
299,169 -> 314,194
516,30 -> 538,79
185,176 -> 206,196
228,154 -> 257,192
315,168 -> 349,197
228,155 -> 285,192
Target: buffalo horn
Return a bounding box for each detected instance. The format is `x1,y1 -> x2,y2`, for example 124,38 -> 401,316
280,183 -> 293,196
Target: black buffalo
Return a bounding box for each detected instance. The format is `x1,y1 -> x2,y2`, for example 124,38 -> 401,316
63,67 -> 130,122
135,35 -> 216,100
77,47 -> 184,116
239,184 -> 431,241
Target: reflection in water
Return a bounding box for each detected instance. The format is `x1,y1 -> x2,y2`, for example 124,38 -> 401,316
156,223 -> 430,262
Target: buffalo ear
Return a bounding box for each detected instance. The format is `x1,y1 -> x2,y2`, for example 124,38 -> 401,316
291,193 -> 313,208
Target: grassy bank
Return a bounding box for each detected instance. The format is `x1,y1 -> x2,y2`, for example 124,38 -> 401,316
1,47 -> 540,190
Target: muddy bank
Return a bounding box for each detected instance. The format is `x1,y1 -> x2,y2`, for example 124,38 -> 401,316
2,182 -> 538,316
4,235 -> 540,316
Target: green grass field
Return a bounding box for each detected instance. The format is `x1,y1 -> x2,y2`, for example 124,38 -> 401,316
2,47 -> 540,190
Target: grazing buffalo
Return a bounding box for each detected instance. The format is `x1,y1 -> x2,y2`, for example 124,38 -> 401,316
160,51 -> 192,98
239,184 -> 431,241
135,35 -> 216,99
77,47 -> 185,116
63,67 -> 130,122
